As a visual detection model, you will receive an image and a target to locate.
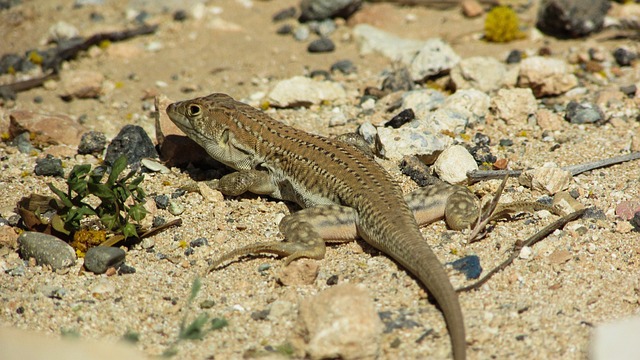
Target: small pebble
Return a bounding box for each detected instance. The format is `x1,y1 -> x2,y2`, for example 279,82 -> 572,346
84,246 -> 126,274
309,69 -> 331,80
506,49 -> 522,64
190,237 -> 208,247
141,238 -> 155,249
308,37 -> 335,53
613,47 -> 636,67
184,247 -> 194,256
34,155 -> 64,177
272,6 -> 296,22
117,263 -> 136,274
293,25 -> 310,41
173,9 -> 188,22
330,59 -> 356,74
473,132 -> 491,146
619,84 -> 636,98
499,139 -> 513,147
154,195 -> 170,209
152,216 -> 166,227
171,189 -> 187,198
326,274 -> 339,285
168,201 -> 184,215
33,96 -> 43,103
384,109 -> 415,129
78,131 -> 107,156
18,232 -> 76,270
276,24 -> 293,35
564,101 -> 604,124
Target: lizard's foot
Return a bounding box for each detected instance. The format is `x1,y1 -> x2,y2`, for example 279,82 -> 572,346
206,205 -> 359,274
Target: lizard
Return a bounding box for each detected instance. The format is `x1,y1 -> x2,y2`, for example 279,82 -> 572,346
167,93 -> 539,360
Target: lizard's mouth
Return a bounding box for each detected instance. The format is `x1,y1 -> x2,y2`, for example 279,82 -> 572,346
166,103 -> 193,132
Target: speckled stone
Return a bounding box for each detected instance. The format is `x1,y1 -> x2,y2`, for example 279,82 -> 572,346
18,232 -> 76,270
84,246 -> 126,274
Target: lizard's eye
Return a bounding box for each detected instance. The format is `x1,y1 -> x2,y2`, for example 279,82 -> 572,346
188,104 -> 202,116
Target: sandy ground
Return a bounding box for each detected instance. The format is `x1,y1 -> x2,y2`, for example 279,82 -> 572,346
1,0 -> 640,359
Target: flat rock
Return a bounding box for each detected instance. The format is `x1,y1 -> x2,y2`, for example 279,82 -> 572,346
491,88 -> 537,125
518,56 -> 578,97
18,232 -> 76,270
267,76 -> 346,107
9,110 -> 86,147
353,24 -> 459,80
290,284 -> 383,359
376,121 -> 450,161
60,69 -> 105,99
450,56 -> 518,92
518,163 -> 573,195
84,246 -> 126,274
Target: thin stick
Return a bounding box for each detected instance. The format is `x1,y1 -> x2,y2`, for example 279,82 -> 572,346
467,151 -> 640,183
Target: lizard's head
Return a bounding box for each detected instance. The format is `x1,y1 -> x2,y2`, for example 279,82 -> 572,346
165,93 -> 257,170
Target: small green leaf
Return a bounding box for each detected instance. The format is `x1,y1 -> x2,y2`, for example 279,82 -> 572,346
51,214 -> 70,235
108,155 -> 128,186
48,183 -> 73,208
128,203 -> 147,222
88,183 -> 115,200
178,313 -> 209,340
188,277 -> 202,304
122,223 -> 138,238
210,317 -> 228,331
101,213 -> 118,230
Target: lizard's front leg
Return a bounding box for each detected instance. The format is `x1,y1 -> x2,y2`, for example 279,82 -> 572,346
207,205 -> 359,272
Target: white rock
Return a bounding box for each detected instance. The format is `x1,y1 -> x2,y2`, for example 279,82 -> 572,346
450,56 -> 518,92
357,122 -> 377,144
518,246 -> 533,260
46,21 -> 79,44
267,76 -> 346,107
591,315 -> 640,360
429,89 -> 490,133
401,89 -> 446,120
491,88 -> 537,125
518,56 -> 578,97
352,24 -> 460,80
408,38 -> 461,81
291,284 -> 384,360
518,163 -> 573,195
433,145 -> 478,184
376,122 -> 450,161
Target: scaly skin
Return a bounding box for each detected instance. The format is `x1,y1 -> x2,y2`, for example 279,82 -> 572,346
167,93 -> 467,360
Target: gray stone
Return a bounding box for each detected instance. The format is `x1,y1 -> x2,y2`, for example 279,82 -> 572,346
450,56 -> 518,93
408,38 -> 460,81
78,131 -> 107,155
376,121 -> 450,161
565,101 -> 604,124
84,246 -> 126,274
299,0 -> 362,22
18,232 -> 76,270
104,124 -> 158,167
537,0 -> 610,38
308,37 -> 335,53
34,154 -> 64,177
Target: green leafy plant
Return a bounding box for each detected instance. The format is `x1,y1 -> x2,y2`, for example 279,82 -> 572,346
47,155 -> 147,239
163,277 -> 228,357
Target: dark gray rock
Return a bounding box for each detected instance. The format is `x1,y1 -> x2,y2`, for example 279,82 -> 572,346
34,154 -> 64,177
384,109 -> 415,129
330,59 -> 356,74
613,47 -> 636,67
84,246 -> 126,274
18,232 -> 76,270
381,68 -> 413,93
78,131 -> 107,155
272,6 -> 296,22
308,37 -> 335,53
104,124 -> 158,167
506,50 -> 522,64
536,0 -> 610,38
565,101 -> 604,124
299,0 -> 361,22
